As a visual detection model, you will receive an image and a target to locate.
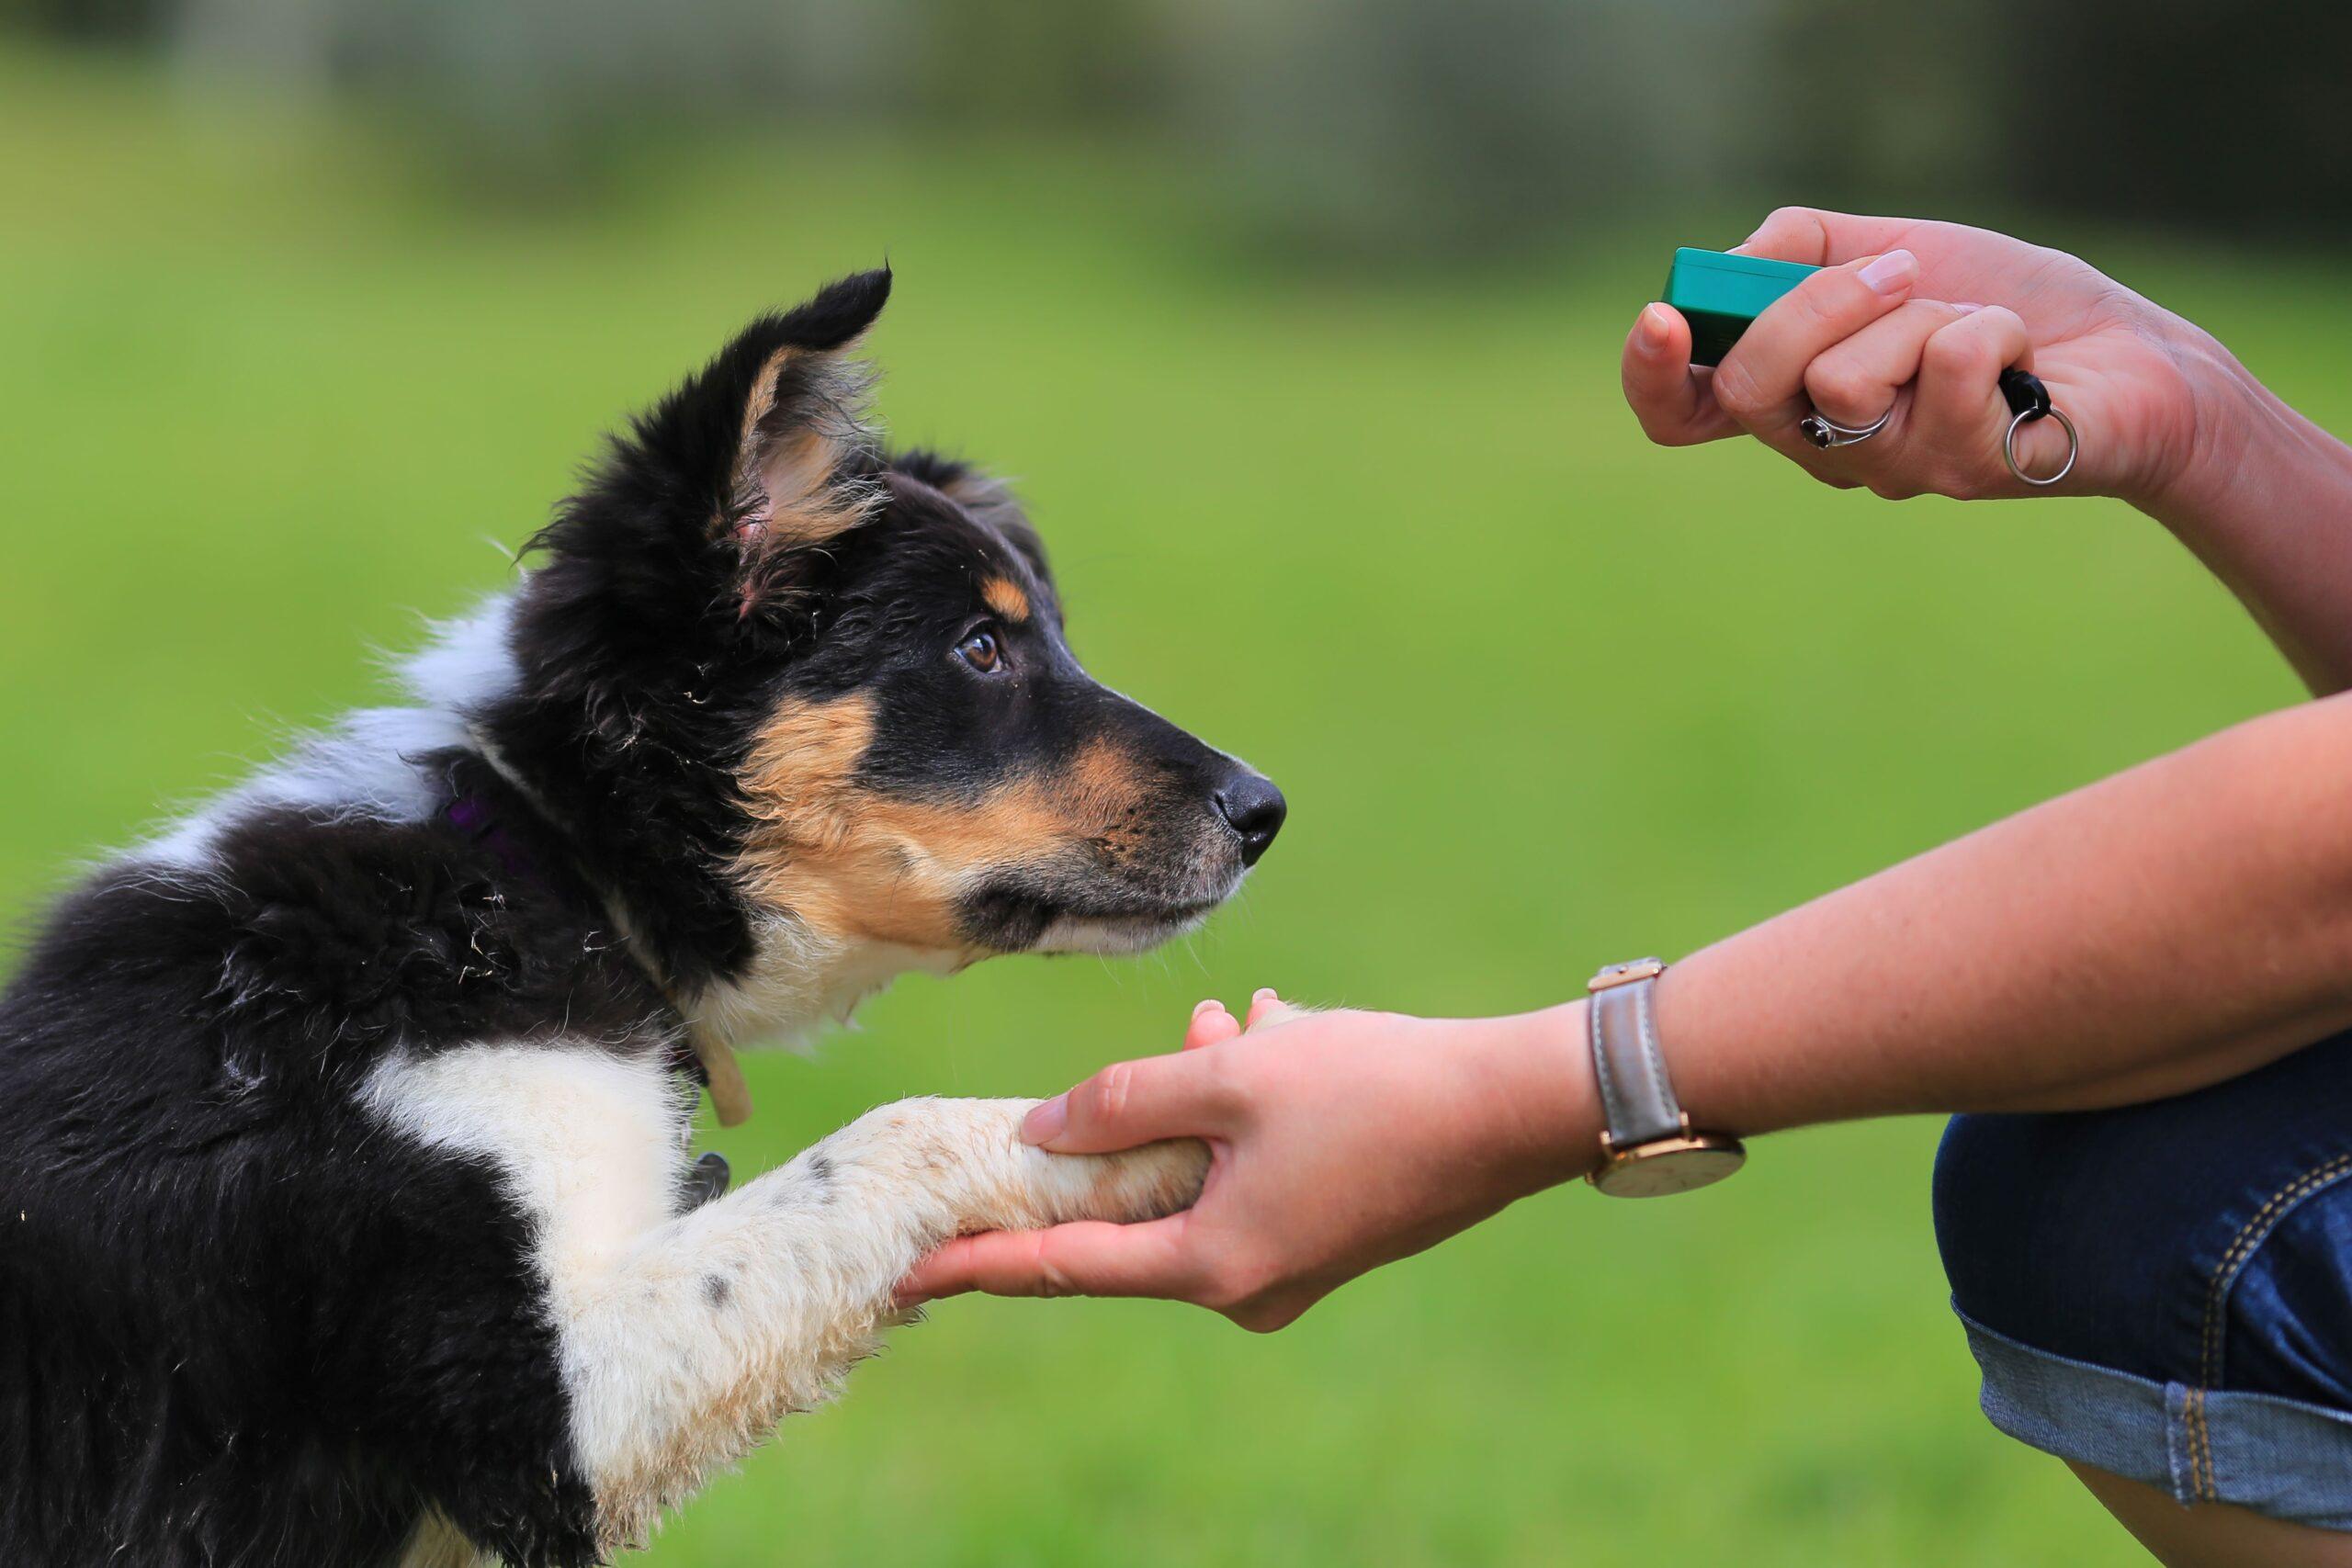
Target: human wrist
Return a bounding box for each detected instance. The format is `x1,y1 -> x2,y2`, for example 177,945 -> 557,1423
1463,1000 -> 1605,1193
2129,316 -> 2285,528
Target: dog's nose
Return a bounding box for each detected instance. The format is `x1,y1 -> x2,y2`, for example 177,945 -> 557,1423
1213,773 -> 1287,867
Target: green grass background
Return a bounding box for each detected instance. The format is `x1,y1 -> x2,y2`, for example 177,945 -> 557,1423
2,46 -> 2338,1566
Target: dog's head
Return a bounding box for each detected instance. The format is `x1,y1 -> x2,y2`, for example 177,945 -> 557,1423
494,270 -> 1282,1010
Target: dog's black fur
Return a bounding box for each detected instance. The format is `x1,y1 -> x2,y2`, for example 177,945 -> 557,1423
0,271 -> 1282,1565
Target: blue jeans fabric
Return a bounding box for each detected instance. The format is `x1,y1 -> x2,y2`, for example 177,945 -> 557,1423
1935,1028 -> 2352,1529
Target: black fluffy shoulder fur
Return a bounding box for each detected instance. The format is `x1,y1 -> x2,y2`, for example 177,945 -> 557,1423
0,757 -> 659,1565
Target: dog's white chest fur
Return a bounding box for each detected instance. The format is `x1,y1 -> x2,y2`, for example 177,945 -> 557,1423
361,1043 -> 692,1310
359,1036 -> 1206,1558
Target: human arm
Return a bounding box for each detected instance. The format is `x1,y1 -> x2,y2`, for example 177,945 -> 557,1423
901,691 -> 2352,1329
1620,208 -> 2352,694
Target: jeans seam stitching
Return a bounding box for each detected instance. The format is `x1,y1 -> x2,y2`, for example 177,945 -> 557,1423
2196,1151 -> 2352,1501
2189,1386 -> 2210,1501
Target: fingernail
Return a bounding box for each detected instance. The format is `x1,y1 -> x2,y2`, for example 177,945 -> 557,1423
1950,300 -> 1984,313
894,1289 -> 931,1310
1021,1094 -> 1068,1145
1636,302 -> 1671,351
1193,998 -> 1225,1019
1253,987 -> 1279,1003
1857,250 -> 1917,295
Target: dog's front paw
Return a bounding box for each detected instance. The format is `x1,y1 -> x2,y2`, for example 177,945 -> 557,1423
914,1098 -> 1208,1235
1027,1133 -> 1210,1228
816,1098 -> 1206,1240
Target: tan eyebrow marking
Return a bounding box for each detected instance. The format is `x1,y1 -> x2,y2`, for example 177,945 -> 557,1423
980,576 -> 1031,624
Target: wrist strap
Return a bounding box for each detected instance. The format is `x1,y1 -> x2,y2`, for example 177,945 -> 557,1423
1588,959 -> 1683,1147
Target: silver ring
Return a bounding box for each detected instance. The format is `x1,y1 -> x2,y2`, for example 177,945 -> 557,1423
2003,405 -> 2078,487
1797,403 -> 1893,449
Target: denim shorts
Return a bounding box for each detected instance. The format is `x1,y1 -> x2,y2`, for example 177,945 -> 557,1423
1935,1028 -> 2352,1529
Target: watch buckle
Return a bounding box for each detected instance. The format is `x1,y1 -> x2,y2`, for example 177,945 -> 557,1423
1588,957 -> 1666,993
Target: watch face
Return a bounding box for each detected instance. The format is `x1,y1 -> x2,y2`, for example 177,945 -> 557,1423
1589,1140 -> 1746,1199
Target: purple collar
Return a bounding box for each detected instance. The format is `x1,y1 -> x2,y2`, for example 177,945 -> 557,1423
445,792 -> 543,885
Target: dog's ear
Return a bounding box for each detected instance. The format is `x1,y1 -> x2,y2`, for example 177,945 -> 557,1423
526,268 -> 892,643
673,268 -> 891,555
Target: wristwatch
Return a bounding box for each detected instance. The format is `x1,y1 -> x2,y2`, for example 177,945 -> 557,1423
1583,958 -> 1746,1198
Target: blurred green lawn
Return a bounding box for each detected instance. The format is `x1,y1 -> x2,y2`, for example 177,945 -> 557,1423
3,44 -> 2338,1567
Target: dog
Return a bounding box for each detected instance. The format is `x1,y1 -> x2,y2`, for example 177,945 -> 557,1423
0,269 -> 1283,1567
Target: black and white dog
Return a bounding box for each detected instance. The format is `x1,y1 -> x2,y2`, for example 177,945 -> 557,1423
0,270 -> 1283,1566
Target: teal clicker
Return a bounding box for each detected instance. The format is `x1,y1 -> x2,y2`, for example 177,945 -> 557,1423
1661,246 -> 1816,366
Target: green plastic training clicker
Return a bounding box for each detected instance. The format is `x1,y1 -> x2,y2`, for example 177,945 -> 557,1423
1662,246 -> 1816,367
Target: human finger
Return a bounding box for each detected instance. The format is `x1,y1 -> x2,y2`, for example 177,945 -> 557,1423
1732,206 -> 1922,267
1905,305 -> 2072,486
1023,1052 -> 1233,1155
1622,302 -> 1739,447
894,1216 -> 1200,1305
1710,250 -> 1919,444
1801,299 -> 1977,429
1245,987 -> 1299,1032
1184,998 -> 1240,1051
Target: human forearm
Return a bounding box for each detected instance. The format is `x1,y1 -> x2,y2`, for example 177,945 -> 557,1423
1622,693 -> 2352,1144
2141,340 -> 2352,696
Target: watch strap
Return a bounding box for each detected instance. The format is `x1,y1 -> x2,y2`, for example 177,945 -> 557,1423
1588,962 -> 1683,1147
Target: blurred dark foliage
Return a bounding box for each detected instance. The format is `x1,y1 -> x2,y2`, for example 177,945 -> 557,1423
1996,0 -> 2352,239
9,0 -> 167,39
1768,0 -> 2352,243
6,0 -> 2345,256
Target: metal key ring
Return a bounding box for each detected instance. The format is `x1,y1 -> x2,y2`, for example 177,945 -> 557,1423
2003,404 -> 2078,487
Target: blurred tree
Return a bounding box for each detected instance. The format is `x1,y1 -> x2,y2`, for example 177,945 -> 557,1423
910,0 -> 1172,126
4,0 -> 169,39
1761,0 -> 2352,240
165,0 -> 921,197
1990,0 -> 2352,239
1761,0 -> 2004,218
10,0 -> 2346,251
1160,0 -> 1774,263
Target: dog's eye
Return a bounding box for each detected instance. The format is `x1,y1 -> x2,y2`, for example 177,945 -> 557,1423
955,627 -> 1003,674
